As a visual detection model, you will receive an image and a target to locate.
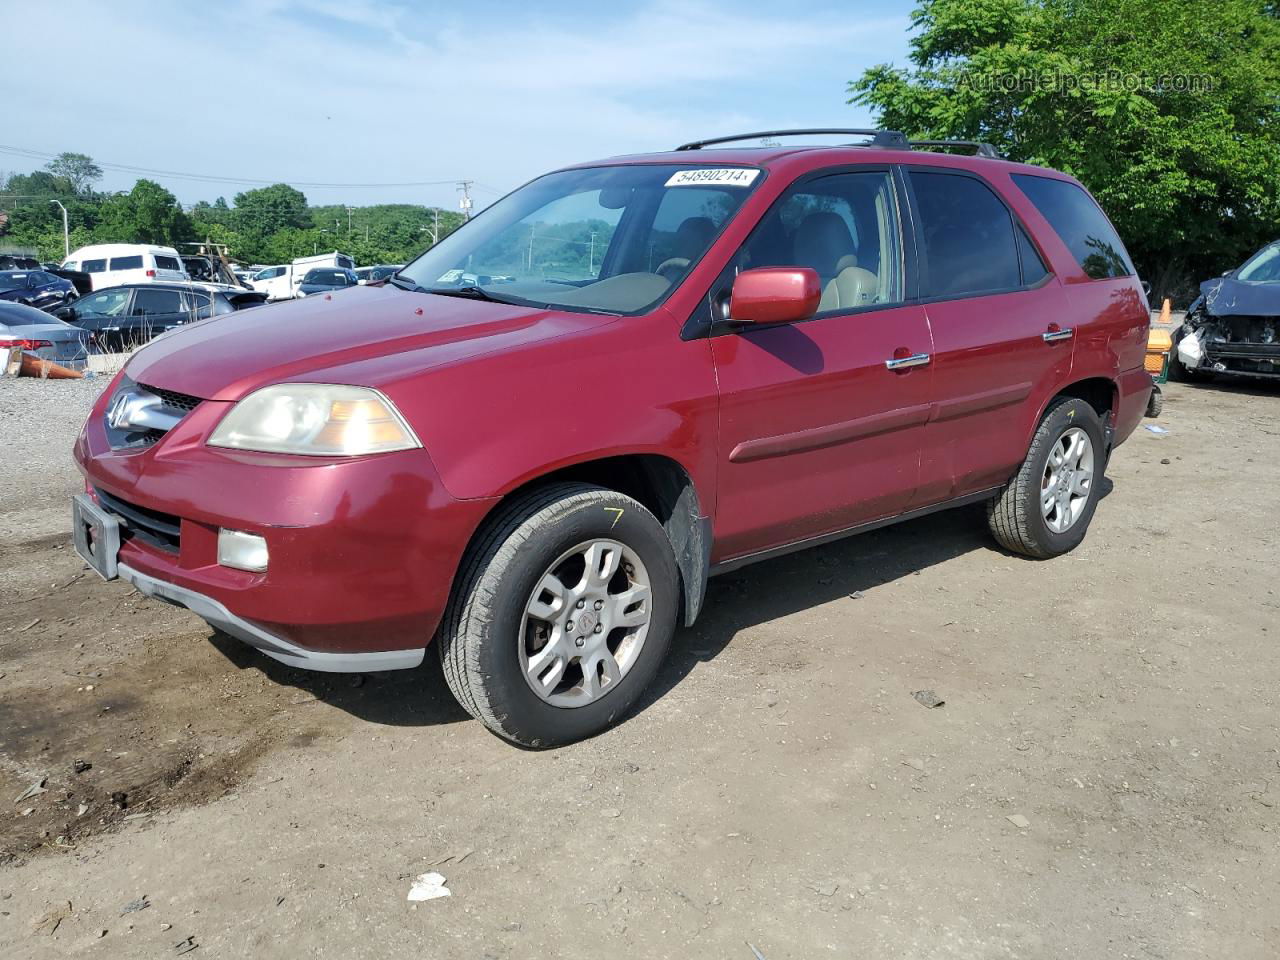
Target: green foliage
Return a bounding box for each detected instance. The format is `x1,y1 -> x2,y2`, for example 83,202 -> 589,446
850,0 -> 1280,301
95,180 -> 193,246
2,155 -> 462,268
231,183 -> 312,236
46,152 -> 103,196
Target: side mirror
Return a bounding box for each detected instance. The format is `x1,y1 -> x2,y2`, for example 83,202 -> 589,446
729,267 -> 822,327
1140,280 -> 1152,298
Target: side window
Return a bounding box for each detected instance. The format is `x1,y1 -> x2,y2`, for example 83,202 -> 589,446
1011,174 -> 1133,279
82,259 -> 107,273
740,170 -> 904,312
1016,224 -> 1049,286
189,292 -> 213,318
131,288 -> 183,315
76,290 -> 130,316
153,255 -> 181,271
911,172 -> 1021,297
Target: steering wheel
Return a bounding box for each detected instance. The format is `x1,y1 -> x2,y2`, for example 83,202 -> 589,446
654,257 -> 690,282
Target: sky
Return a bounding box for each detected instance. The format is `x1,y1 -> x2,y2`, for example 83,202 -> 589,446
4,0 -> 914,212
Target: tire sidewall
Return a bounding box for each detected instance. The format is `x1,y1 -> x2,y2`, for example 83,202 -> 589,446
1025,400 -> 1105,554
473,492 -> 678,747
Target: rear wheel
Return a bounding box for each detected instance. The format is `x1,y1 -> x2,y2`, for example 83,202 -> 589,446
987,397 -> 1105,558
438,483 -> 678,747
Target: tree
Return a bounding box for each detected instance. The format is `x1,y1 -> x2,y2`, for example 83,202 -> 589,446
232,183 -> 312,235
850,0 -> 1280,302
46,153 -> 103,196
95,179 -> 193,246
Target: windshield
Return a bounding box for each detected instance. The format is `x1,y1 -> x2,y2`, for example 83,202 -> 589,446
399,164 -> 762,314
1236,243 -> 1280,283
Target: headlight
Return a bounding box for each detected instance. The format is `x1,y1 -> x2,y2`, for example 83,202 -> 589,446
208,384 -> 421,456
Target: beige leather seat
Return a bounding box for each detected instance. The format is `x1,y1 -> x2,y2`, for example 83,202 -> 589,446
791,212 -> 879,311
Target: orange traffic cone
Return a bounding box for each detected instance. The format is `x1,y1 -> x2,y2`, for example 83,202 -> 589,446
18,353 -> 84,379
1159,298 -> 1172,326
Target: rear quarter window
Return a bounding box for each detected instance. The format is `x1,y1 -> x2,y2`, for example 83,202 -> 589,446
83,259 -> 106,273
110,255 -> 144,270
153,255 -> 181,271
1011,174 -> 1134,280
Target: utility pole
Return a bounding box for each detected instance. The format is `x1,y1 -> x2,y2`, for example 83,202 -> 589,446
49,200 -> 69,258
589,232 -> 597,274
456,180 -> 474,220
527,224 -> 535,271
432,208 -> 440,245
346,206 -> 354,234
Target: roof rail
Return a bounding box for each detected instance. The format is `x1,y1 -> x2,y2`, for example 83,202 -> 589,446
908,139 -> 1002,159
675,129 -> 910,151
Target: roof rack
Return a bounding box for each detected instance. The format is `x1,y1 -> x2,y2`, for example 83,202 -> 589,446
908,139 -> 1002,159
675,128 -> 910,151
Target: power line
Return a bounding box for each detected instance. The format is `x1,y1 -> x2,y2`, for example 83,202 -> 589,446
0,143 -> 473,190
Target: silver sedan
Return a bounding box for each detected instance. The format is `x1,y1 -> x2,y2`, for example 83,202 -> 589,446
0,300 -> 91,370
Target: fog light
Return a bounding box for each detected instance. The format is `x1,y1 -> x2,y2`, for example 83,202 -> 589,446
218,529 -> 269,572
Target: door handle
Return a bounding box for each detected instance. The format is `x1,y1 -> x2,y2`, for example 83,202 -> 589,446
885,353 -> 931,370
1042,328 -> 1074,342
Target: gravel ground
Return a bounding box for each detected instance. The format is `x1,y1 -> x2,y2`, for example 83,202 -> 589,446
0,377 -> 106,558
1,372 -> 1278,959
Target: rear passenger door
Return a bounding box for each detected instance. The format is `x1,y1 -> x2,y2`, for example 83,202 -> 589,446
905,168 -> 1073,505
708,168 -> 935,561
128,287 -> 188,344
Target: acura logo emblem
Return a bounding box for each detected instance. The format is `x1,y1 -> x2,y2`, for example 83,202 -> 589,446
107,392 -> 134,430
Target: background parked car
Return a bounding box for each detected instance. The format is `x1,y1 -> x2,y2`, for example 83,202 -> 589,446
355,264 -> 404,284
55,282 -> 267,352
1171,238 -> 1280,383
60,244 -> 190,291
295,267 -> 358,297
0,270 -> 78,310
0,300 -> 90,369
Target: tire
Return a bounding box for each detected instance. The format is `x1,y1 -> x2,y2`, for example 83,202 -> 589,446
1145,384 -> 1164,418
438,482 -> 679,747
987,397 -> 1106,559
1167,325 -> 1210,383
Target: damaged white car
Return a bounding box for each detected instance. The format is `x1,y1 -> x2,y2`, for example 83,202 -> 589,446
1172,240 -> 1280,382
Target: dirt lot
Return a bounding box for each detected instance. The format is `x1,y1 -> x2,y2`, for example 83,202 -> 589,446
1,375 -> 1277,959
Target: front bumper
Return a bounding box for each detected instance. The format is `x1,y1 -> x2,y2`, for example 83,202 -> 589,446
119,561 -> 423,672
73,382 -> 495,668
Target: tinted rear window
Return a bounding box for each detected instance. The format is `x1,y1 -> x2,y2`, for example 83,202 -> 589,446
154,255 -> 181,271
1011,174 -> 1133,280
110,255 -> 144,270
912,172 -> 1021,297
83,259 -> 107,273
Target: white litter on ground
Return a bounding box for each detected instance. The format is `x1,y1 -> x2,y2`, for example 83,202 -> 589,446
407,872 -> 451,902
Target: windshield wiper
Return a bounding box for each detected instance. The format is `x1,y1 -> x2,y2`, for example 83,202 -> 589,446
426,285 -> 522,305
387,274 -> 425,292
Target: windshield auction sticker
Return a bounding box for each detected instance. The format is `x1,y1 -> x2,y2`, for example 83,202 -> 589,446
665,168 -> 761,188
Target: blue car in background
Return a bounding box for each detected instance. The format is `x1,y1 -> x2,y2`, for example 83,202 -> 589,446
0,269 -> 77,312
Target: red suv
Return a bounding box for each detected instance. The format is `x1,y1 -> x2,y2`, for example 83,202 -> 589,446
72,129 -> 1151,746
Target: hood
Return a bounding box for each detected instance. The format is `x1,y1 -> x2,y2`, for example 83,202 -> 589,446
1199,275 -> 1280,318
122,283 -> 616,401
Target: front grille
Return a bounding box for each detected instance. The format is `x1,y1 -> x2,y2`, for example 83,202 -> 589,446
137,383 -> 203,412
95,487 -> 181,553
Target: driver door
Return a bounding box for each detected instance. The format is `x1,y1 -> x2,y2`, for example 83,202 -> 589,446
708,168 -> 934,562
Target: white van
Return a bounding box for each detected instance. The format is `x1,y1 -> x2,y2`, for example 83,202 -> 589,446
62,244 -> 190,291
250,251 -> 355,300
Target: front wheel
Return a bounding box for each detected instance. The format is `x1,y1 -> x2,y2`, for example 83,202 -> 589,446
438,483 -> 679,747
987,397 -> 1106,559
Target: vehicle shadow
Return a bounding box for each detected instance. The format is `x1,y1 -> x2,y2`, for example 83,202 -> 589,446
208,482 -> 1114,734
1173,377 -> 1280,399
207,631 -> 471,728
